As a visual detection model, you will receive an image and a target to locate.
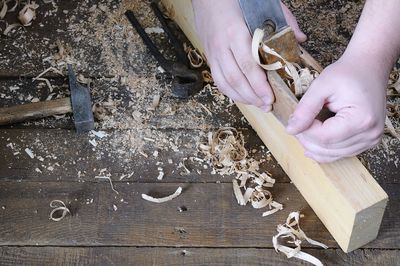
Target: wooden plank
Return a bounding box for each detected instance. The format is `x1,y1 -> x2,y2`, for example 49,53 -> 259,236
0,128 -> 288,183
1,247 -> 399,266
0,0 -> 183,78
1,127 -> 396,184
160,0 -> 388,252
0,77 -> 247,130
0,181 -> 398,248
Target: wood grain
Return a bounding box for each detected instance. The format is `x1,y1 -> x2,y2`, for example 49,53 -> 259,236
0,128 -> 288,183
0,98 -> 72,126
0,247 -> 399,266
0,181 -> 397,248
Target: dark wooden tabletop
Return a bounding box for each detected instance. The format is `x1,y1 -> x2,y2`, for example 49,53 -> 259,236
0,1 -> 399,265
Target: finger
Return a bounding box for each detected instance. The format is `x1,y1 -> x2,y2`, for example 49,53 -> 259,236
281,3 -> 307,43
286,83 -> 329,135
210,61 -> 250,104
298,133 -> 379,158
301,112 -> 362,145
304,152 -> 342,163
218,50 -> 264,106
260,104 -> 272,112
230,35 -> 275,106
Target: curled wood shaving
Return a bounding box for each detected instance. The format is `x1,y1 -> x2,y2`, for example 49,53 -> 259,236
388,75 -> 400,94
95,176 -> 119,194
273,212 -> 328,266
184,43 -> 204,68
142,186 -> 182,203
202,70 -> 213,83
201,128 -> 282,216
252,28 -> 318,97
385,116 -> 400,139
3,23 -> 22,35
49,200 -> 70,222
18,2 -> 39,26
0,1 -> 7,19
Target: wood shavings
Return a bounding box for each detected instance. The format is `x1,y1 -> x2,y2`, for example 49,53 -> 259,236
18,2 -> 39,26
389,75 -> 400,94
0,1 -> 7,19
184,43 -> 204,68
34,77 -> 53,92
141,186 -> 182,203
157,167 -> 164,180
201,128 -> 282,216
91,130 -> 108,139
232,179 -> 246,205
92,99 -> 117,121
385,116 -> 400,139
33,67 -> 63,81
24,148 -> 35,159
77,74 -> 92,87
3,23 -> 22,35
89,139 -> 97,147
148,94 -> 161,111
199,103 -> 212,116
252,28 -> 318,96
49,200 -> 70,222
202,70 -> 213,83
144,27 -> 164,34
95,176 -> 119,194
273,212 -> 328,266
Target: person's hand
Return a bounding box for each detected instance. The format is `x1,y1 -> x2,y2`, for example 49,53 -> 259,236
192,0 -> 306,112
286,56 -> 387,163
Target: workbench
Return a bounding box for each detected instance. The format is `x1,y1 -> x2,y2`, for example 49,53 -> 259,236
0,1 -> 399,265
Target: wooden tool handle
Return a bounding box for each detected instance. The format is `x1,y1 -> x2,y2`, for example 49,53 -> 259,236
0,97 -> 72,126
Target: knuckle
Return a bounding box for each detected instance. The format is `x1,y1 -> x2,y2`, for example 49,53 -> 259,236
240,60 -> 257,75
225,72 -> 241,87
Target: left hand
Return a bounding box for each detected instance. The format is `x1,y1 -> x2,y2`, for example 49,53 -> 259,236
286,55 -> 387,163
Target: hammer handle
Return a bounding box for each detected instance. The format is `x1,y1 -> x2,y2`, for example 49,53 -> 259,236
0,97 -> 72,126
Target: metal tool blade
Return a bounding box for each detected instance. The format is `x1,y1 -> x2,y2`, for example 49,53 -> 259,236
68,64 -> 94,133
239,0 -> 288,35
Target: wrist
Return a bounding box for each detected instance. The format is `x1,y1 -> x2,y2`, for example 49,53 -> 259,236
341,44 -> 394,82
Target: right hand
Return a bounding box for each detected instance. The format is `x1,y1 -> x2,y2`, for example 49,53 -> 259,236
192,0 -> 306,111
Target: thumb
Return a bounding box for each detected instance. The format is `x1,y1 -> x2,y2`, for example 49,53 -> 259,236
286,85 -> 327,135
280,3 -> 307,43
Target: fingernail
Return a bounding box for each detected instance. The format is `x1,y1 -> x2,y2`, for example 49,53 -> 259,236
262,96 -> 273,106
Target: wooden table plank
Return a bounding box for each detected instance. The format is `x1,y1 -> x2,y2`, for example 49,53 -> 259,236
0,0 -> 176,78
0,181 -> 397,248
0,128 -> 286,183
0,246 -> 398,266
0,77 -> 247,130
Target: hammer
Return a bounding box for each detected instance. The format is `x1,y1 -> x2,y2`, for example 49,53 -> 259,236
0,65 -> 94,133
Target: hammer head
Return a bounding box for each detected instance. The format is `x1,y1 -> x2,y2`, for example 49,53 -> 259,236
67,64 -> 94,133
